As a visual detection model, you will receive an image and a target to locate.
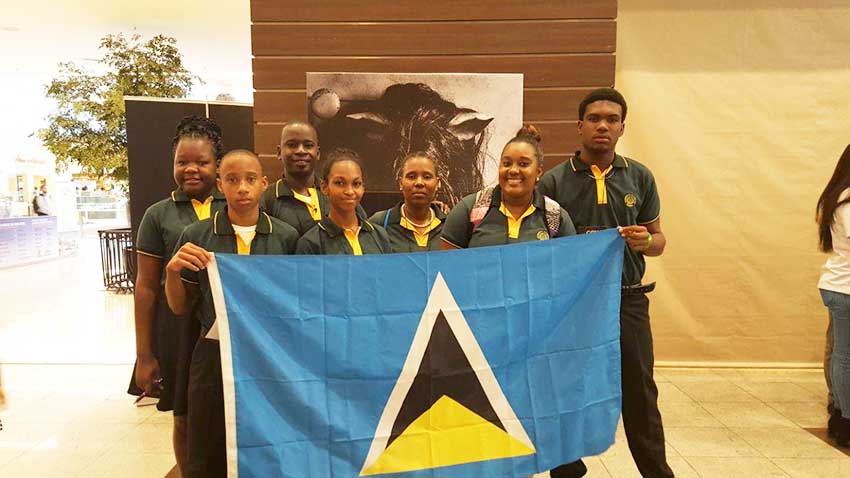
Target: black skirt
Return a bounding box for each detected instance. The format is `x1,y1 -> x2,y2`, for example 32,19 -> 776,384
127,287 -> 194,413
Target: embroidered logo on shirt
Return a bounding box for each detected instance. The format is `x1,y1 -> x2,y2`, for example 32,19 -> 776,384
624,193 -> 637,208
536,230 -> 549,241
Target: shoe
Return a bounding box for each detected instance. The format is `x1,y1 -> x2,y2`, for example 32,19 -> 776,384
828,408 -> 841,438
550,460 -> 587,478
837,416 -> 850,448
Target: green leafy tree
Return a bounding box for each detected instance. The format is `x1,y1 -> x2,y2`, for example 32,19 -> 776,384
39,33 -> 197,181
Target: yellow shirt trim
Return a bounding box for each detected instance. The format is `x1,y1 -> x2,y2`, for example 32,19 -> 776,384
191,196 -> 214,220
293,188 -> 322,221
498,202 -> 536,239
236,235 -> 252,255
343,227 -> 363,255
590,165 -> 613,205
399,215 -> 442,248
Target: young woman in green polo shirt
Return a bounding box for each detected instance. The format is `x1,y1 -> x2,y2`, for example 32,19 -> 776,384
441,125 -> 576,250
296,148 -> 390,255
131,116 -> 225,476
442,126 -> 583,478
368,152 -> 445,252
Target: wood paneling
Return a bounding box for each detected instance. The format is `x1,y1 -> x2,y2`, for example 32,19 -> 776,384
253,21 -> 615,56
253,54 -> 615,90
254,88 -> 592,123
251,1 -> 615,176
252,0 -> 617,22
254,122 -> 578,160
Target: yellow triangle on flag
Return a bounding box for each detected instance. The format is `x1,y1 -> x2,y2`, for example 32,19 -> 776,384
361,395 -> 535,476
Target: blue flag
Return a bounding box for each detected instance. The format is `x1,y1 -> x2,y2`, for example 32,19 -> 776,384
209,229 -> 624,478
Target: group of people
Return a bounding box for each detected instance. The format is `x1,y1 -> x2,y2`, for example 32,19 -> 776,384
130,87 -> 674,478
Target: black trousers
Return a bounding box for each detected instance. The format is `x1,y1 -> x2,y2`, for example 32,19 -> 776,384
619,291 -> 673,478
186,337 -> 227,478
553,292 -> 673,478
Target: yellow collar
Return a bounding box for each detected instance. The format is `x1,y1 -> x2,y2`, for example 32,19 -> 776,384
292,187 -> 322,220
399,206 -> 442,247
498,202 -> 536,239
190,195 -> 214,220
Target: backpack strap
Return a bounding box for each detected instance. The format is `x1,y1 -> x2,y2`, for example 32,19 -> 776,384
383,208 -> 392,229
469,186 -> 495,231
543,195 -> 561,238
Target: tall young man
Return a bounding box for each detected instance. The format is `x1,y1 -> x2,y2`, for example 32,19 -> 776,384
539,88 -> 673,478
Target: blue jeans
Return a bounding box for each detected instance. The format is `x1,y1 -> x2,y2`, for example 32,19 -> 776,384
820,289 -> 850,419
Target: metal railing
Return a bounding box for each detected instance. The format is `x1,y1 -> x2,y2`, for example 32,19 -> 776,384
98,228 -> 135,293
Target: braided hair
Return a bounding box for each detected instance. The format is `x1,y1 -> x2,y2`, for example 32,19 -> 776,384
171,115 -> 224,161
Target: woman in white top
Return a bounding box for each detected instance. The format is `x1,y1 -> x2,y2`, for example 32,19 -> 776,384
817,143 -> 850,447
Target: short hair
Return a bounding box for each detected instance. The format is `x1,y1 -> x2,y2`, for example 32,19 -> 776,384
321,148 -> 363,182
219,149 -> 263,173
504,124 -> 544,166
279,120 -> 317,143
172,115 -> 225,161
578,87 -> 628,122
398,151 -> 439,177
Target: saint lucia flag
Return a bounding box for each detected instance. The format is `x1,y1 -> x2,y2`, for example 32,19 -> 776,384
208,229 -> 624,478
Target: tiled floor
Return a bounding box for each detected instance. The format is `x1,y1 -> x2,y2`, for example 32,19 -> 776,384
2,233 -> 850,477
2,364 -> 849,477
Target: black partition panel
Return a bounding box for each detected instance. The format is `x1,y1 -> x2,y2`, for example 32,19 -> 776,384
125,98 -> 253,241
209,104 -> 254,152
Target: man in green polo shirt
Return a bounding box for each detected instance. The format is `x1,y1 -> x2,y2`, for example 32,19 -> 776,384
262,121 -> 330,235
539,88 -> 673,478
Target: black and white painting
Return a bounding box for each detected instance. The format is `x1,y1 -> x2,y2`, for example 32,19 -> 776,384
306,73 -> 523,205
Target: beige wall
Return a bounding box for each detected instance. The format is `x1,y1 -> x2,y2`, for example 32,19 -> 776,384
615,0 -> 850,364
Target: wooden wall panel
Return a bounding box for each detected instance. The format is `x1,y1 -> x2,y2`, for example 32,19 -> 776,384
253,55 -> 615,90
253,21 -> 615,56
255,122 -> 580,161
252,0 -> 617,21
254,88 -> 591,124
251,0 -> 617,174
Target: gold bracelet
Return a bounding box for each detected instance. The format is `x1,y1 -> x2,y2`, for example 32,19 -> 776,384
646,233 -> 653,249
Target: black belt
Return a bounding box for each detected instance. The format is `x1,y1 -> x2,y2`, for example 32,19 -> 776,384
621,282 -> 656,295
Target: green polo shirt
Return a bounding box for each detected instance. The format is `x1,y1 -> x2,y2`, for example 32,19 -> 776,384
538,152 -> 661,285
177,209 -> 299,329
262,178 -> 369,236
295,216 -> 391,255
441,186 -> 576,249
367,202 -> 447,253
262,179 -> 331,237
136,188 -> 226,284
